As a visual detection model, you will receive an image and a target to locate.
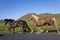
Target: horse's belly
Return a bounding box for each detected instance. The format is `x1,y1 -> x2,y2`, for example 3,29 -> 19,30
37,23 -> 45,26
37,20 -> 45,25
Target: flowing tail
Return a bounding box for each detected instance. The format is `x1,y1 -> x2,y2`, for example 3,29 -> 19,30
52,17 -> 59,33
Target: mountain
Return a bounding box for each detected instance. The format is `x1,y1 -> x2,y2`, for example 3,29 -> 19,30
17,13 -> 60,21
17,13 -> 38,21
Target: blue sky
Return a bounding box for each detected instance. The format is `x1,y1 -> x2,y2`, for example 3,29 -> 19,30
0,0 -> 60,20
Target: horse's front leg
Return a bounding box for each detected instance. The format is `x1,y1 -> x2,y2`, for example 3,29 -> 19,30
31,24 -> 37,33
8,27 -> 12,32
13,27 -> 15,34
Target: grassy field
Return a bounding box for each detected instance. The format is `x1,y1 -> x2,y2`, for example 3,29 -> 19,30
0,13 -> 60,34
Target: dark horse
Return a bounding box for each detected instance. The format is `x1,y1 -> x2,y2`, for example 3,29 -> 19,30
4,19 -> 31,34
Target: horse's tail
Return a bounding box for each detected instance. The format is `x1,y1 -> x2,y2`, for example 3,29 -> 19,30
52,17 -> 58,26
52,17 -> 59,32
25,22 -> 31,32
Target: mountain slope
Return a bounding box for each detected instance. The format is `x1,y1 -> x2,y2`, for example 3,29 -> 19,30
17,13 -> 60,20
17,13 -> 38,21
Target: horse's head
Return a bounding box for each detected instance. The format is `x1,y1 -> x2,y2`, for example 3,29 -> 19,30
28,14 -> 38,21
4,19 -> 9,25
28,14 -> 33,21
4,19 -> 15,25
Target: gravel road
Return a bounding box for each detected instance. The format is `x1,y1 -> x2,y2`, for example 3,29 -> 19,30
0,33 -> 60,40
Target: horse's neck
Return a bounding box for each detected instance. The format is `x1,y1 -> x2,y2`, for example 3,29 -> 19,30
32,15 -> 39,22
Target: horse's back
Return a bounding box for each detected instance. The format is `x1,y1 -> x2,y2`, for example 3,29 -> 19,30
38,16 -> 55,25
44,16 -> 56,24
44,16 -> 54,21
17,20 -> 27,25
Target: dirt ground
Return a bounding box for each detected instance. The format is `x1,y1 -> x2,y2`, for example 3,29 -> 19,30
0,33 -> 60,40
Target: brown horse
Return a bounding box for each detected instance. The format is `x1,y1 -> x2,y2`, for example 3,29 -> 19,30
28,14 -> 60,34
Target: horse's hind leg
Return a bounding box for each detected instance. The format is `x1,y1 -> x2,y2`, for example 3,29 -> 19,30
54,22 -> 60,33
22,26 -> 26,34
46,24 -> 51,33
25,24 -> 31,32
21,24 -> 27,34
53,18 -> 60,34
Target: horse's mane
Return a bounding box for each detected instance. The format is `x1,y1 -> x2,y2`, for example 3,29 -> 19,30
4,19 -> 15,22
31,14 -> 39,18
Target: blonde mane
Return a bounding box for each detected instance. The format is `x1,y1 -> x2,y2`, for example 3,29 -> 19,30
31,14 -> 39,22
31,14 -> 39,19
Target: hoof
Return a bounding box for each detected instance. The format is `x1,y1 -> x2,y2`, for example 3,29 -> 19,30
57,31 -> 60,34
30,30 -> 33,33
45,31 -> 48,33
